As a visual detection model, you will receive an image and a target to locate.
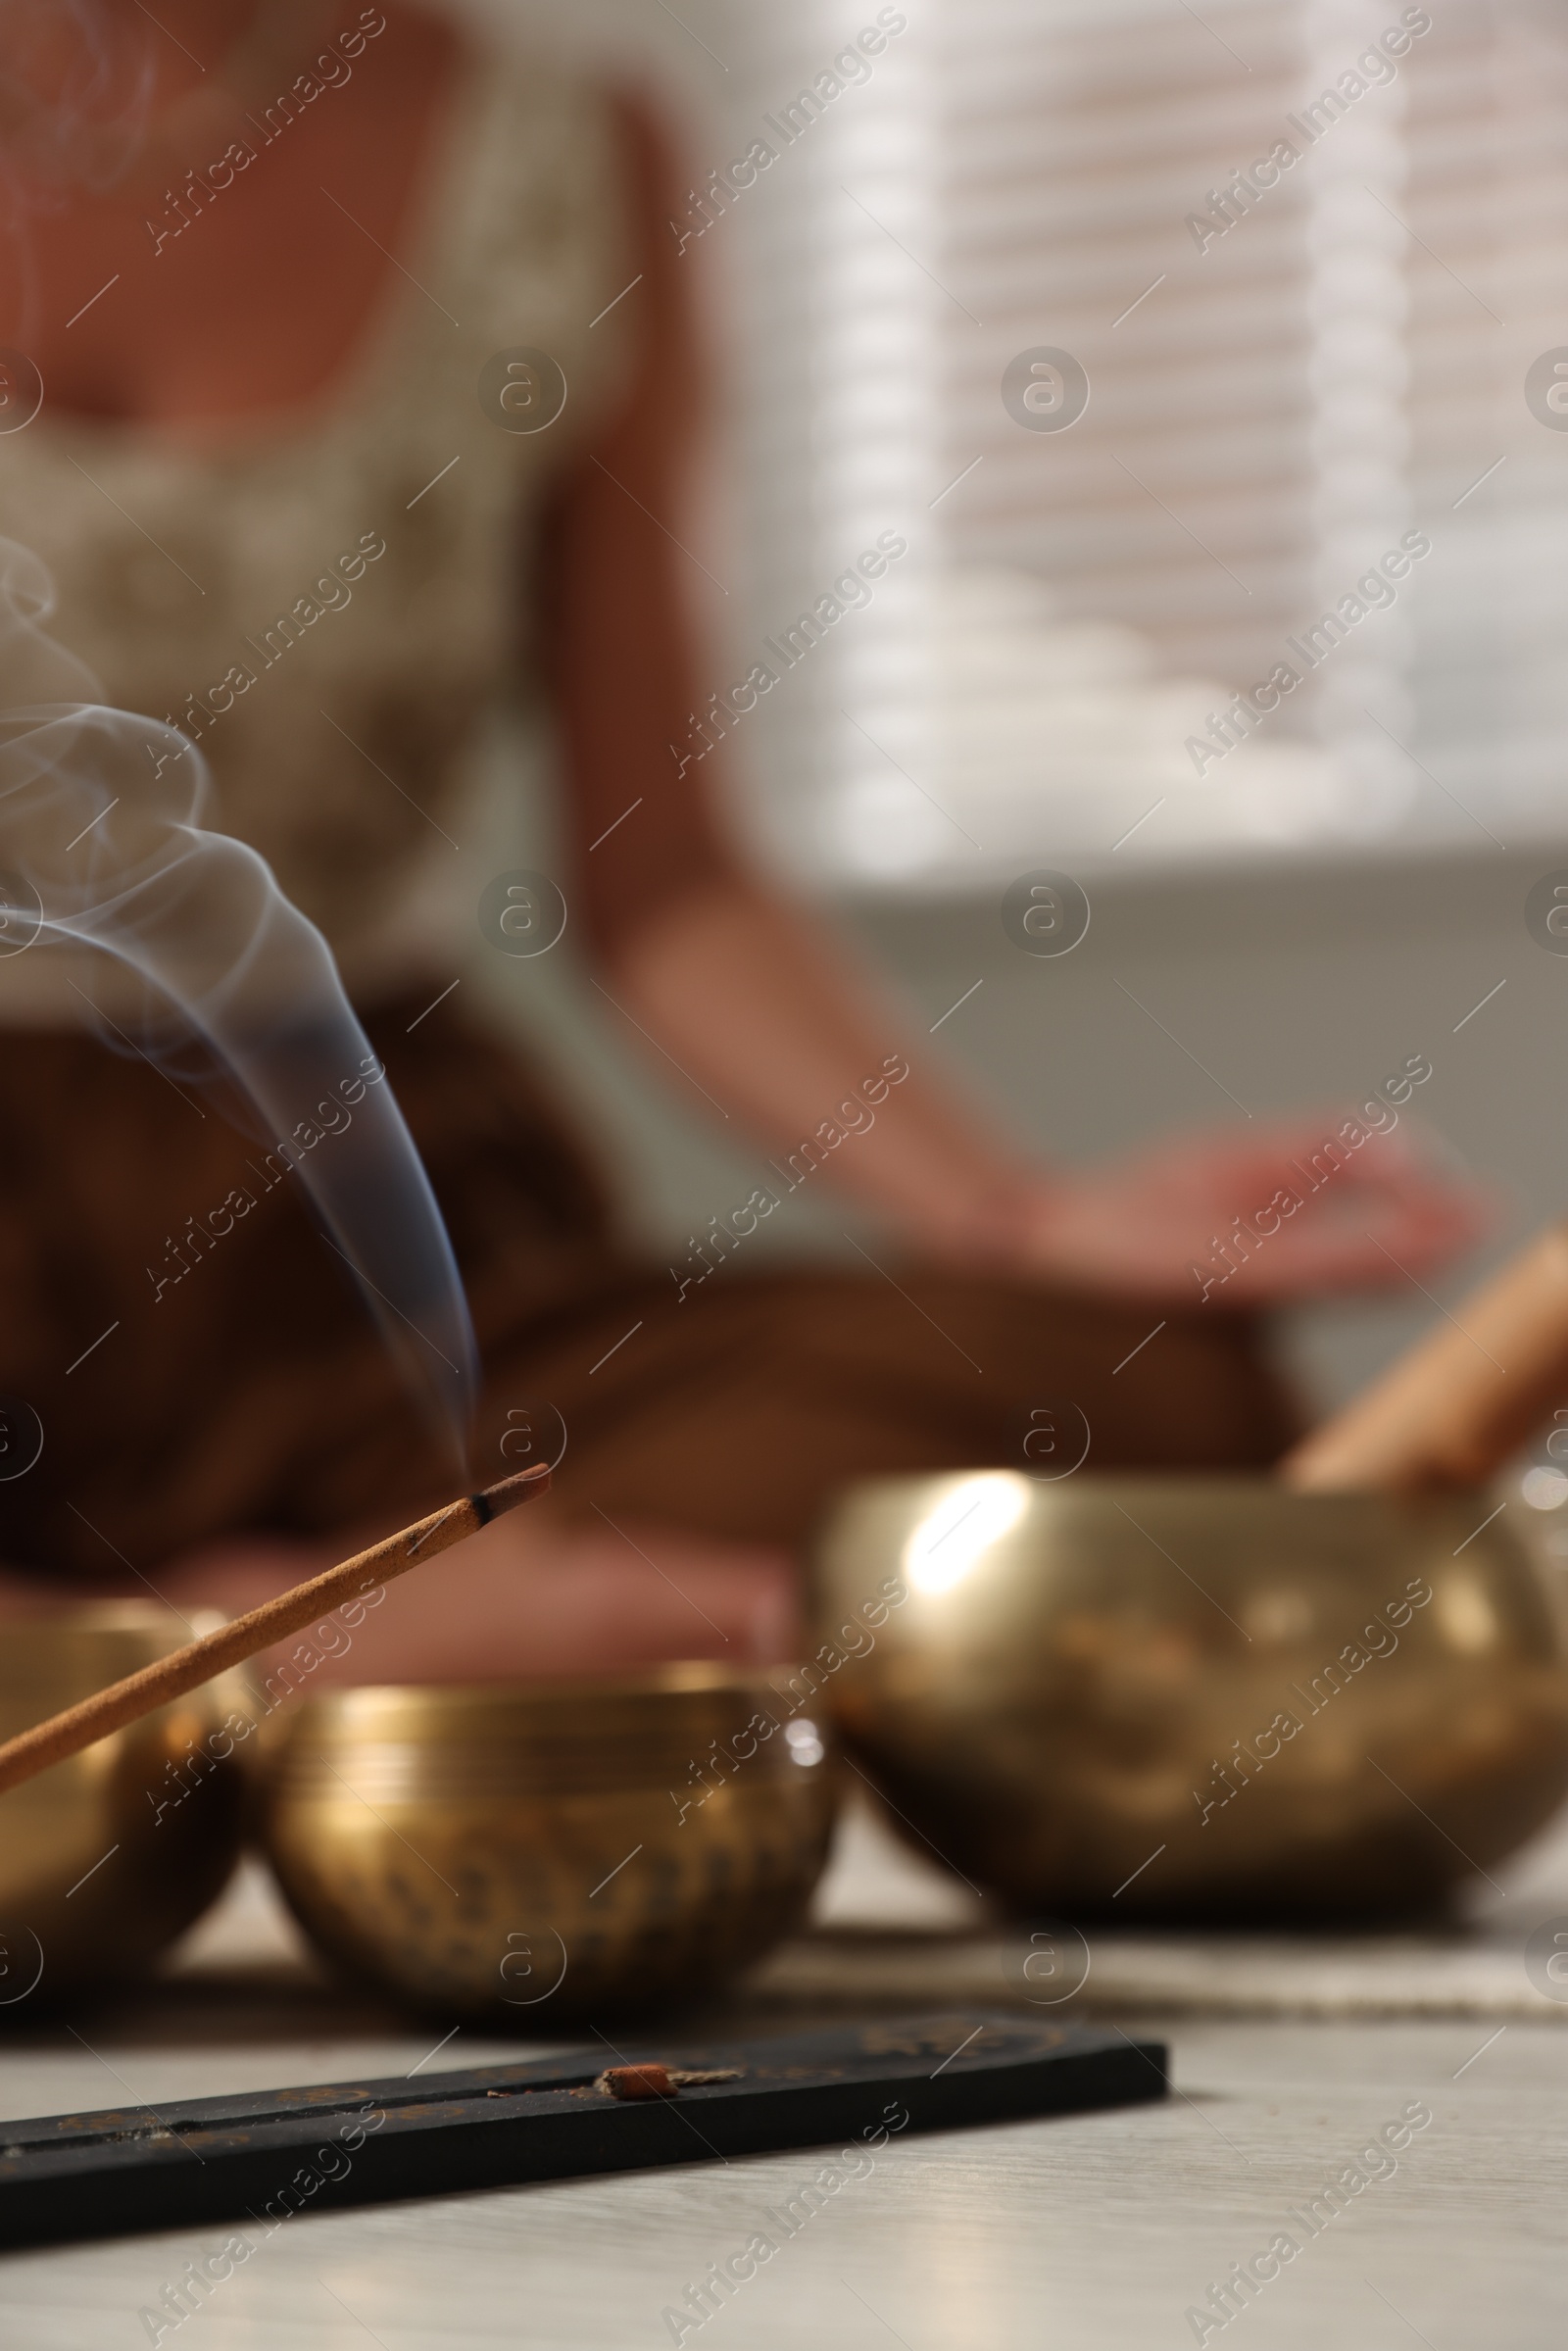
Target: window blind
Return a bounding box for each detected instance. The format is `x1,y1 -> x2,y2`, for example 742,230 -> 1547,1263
726,0 -> 1568,888
462,0 -> 1568,891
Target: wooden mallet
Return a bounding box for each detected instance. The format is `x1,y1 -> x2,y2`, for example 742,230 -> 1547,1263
1284,1221 -> 1568,1492
0,1463 -> 551,1798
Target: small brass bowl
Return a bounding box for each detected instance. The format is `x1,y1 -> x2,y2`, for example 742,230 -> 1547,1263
811,1473 -> 1568,1920
0,1605 -> 247,2002
256,1667 -> 838,2021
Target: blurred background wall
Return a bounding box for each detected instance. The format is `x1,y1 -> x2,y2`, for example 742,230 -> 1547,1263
441,0 -> 1568,1424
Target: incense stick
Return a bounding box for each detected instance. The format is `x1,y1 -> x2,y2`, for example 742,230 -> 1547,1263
0,1464 -> 551,1798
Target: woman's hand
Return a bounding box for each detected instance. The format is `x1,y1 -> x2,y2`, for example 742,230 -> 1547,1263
1018,1118 -> 1492,1307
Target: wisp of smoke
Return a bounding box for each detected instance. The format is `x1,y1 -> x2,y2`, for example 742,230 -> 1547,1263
0,0 -> 156,198
0,538 -> 479,1469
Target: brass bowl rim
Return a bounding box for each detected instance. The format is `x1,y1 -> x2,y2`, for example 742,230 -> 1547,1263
291,1659 -> 801,1702
269,1660 -> 825,1737
820,1469 -> 1501,1510
0,1599 -> 215,1636
810,1471 -> 1527,1561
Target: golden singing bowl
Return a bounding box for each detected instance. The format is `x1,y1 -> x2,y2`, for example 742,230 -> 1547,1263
811,1473 -> 1568,1920
257,1666 -> 838,2021
0,1605 -> 247,2002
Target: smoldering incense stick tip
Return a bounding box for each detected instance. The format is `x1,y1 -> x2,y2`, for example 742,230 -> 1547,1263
474,1463 -> 553,1523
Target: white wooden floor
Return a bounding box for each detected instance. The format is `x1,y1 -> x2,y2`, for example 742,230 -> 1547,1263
0,1805 -> 1563,2348
0,2014 -> 1560,2349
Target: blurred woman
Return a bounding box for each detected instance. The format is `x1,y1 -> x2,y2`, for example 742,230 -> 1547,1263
0,0 -> 1484,1676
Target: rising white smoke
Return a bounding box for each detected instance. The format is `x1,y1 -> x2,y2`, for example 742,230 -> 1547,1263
0,538 -> 479,1468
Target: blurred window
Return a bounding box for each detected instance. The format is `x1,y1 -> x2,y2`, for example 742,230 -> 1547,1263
718,0 -> 1568,887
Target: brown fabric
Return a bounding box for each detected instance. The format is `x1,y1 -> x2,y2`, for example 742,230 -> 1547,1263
0,995 -> 1298,1576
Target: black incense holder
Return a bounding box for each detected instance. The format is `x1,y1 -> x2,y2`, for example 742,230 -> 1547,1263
0,2012 -> 1164,2247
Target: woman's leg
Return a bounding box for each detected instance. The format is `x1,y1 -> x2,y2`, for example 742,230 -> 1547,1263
0,1002 -> 1298,1683
501,1262 -> 1300,1549
146,1260 -> 1297,1684
152,1510 -> 799,1686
